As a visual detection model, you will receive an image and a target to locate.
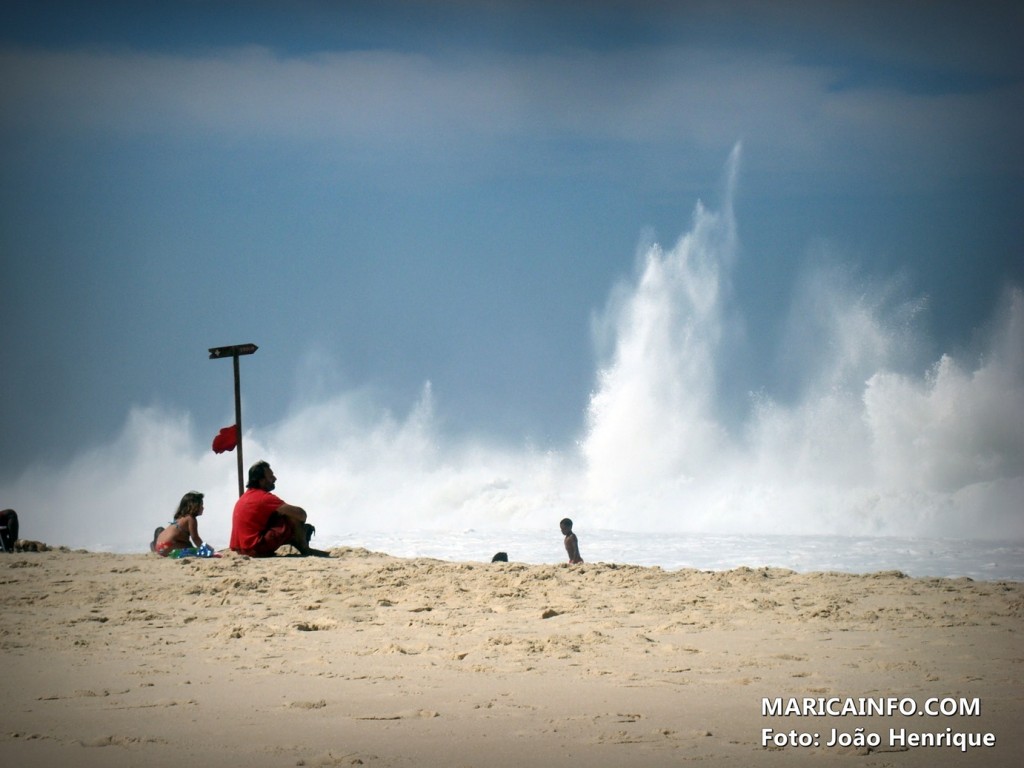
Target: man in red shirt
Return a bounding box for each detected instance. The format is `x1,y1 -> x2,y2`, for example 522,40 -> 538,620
230,461 -> 329,557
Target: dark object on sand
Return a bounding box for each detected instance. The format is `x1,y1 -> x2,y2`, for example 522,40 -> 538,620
1,509 -> 19,552
149,526 -> 165,553
15,539 -> 49,552
491,551 -> 508,562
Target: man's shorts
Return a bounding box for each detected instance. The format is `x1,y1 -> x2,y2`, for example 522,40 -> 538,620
244,514 -> 295,557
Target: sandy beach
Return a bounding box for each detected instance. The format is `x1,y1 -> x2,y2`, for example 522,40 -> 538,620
1,547 -> 1021,767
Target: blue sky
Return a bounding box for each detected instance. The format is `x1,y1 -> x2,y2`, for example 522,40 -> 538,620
1,2 -> 1022,546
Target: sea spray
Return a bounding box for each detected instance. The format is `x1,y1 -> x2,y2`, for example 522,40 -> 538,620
583,144 -> 740,514
577,145 -> 1023,539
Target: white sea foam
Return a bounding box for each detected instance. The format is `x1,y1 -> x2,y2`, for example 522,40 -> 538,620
3,146 -> 1021,574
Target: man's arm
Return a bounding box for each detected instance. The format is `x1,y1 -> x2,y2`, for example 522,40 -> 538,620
275,503 -> 307,523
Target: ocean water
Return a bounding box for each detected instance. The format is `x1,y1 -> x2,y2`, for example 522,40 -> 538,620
324,529 -> 1024,583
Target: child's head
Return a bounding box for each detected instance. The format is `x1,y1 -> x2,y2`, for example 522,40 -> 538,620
175,491 -> 205,519
559,518 -> 573,535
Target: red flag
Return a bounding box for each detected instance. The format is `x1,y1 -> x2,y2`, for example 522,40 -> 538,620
212,425 -> 238,454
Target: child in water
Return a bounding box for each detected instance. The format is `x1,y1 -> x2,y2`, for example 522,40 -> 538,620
560,518 -> 583,564
153,491 -> 216,558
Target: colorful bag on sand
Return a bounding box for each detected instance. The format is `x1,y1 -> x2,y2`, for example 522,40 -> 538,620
169,543 -> 220,558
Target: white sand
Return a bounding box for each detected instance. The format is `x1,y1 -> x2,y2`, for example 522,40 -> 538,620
1,548 -> 1021,766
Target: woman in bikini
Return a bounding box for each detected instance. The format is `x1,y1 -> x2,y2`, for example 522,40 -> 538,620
153,491 -> 208,556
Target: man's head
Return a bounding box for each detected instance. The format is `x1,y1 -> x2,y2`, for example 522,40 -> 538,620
560,518 -> 573,535
246,460 -> 277,491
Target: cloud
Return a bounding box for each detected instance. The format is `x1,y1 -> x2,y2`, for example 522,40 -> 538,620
2,41 -> 1018,181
